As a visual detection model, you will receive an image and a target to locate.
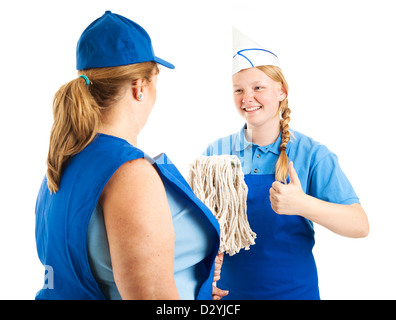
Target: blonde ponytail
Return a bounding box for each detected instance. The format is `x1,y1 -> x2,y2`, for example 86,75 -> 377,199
46,62 -> 159,194
47,78 -> 101,194
256,65 -> 291,183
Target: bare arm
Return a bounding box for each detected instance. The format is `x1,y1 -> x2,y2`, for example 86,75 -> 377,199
270,162 -> 369,238
292,196 -> 368,238
100,158 -> 180,299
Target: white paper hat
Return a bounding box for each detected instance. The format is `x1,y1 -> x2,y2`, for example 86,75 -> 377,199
232,27 -> 280,75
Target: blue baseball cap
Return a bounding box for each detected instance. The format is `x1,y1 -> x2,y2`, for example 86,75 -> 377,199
76,11 -> 175,71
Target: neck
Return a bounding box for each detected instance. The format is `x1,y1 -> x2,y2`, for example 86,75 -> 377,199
98,122 -> 139,146
245,119 -> 281,147
98,101 -> 143,147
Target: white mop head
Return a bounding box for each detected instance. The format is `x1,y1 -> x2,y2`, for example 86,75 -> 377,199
187,155 -> 256,256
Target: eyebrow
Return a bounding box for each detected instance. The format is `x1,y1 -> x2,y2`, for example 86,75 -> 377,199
251,81 -> 266,86
233,78 -> 268,87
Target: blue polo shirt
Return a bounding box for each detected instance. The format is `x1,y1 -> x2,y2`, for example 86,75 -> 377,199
204,124 -> 359,205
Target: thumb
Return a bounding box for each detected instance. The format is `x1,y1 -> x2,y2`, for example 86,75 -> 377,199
289,161 -> 300,185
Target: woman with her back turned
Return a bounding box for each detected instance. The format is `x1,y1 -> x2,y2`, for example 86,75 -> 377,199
35,11 -> 225,300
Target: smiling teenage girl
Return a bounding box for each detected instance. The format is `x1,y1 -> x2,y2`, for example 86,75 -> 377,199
204,28 -> 369,299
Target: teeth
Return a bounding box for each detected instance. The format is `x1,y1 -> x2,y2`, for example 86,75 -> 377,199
244,106 -> 261,112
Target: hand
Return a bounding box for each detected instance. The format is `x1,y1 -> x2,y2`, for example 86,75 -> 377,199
212,252 -> 229,300
212,286 -> 229,300
213,252 -> 224,282
269,162 -> 306,215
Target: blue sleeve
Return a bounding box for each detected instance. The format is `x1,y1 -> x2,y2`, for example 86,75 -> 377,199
308,152 -> 360,205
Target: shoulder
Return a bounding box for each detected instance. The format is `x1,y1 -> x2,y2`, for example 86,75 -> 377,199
288,129 -> 336,168
289,129 -> 333,157
117,157 -> 156,176
74,134 -> 147,173
101,157 -> 165,206
113,157 -> 161,187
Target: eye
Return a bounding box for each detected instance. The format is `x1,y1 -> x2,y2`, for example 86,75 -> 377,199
234,89 -> 243,95
255,86 -> 264,91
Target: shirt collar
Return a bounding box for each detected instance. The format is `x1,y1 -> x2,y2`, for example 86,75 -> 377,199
234,123 -> 282,156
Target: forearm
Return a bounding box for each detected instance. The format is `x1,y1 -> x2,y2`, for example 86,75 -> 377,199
297,194 -> 369,238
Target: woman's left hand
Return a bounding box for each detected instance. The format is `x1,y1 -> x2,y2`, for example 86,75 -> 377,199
212,286 -> 229,300
213,252 -> 224,282
212,252 -> 229,300
269,162 -> 306,215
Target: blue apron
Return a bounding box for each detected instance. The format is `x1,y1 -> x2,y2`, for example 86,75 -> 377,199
217,173 -> 320,300
35,134 -> 219,300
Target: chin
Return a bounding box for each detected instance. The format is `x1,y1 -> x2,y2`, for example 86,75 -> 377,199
245,117 -> 275,128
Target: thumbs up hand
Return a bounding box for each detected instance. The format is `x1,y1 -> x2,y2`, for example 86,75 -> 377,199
269,162 -> 306,215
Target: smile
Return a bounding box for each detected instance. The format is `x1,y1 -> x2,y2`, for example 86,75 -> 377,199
242,106 -> 262,112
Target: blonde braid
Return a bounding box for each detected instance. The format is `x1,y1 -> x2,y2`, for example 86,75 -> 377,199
256,65 -> 291,183
275,98 -> 291,183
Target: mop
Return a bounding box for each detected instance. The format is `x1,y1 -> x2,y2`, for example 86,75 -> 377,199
187,155 -> 256,256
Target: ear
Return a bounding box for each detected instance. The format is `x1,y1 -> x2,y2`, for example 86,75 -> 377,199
278,84 -> 287,102
132,79 -> 145,101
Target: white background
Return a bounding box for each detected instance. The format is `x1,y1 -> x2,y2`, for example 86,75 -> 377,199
1,0 -> 395,299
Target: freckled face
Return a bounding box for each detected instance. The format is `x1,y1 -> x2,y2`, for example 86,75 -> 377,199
232,67 -> 286,128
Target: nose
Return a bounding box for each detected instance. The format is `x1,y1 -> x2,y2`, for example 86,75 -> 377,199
242,90 -> 254,104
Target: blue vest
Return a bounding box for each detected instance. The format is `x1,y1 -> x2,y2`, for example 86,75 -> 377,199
218,174 -> 319,299
35,134 -> 220,300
